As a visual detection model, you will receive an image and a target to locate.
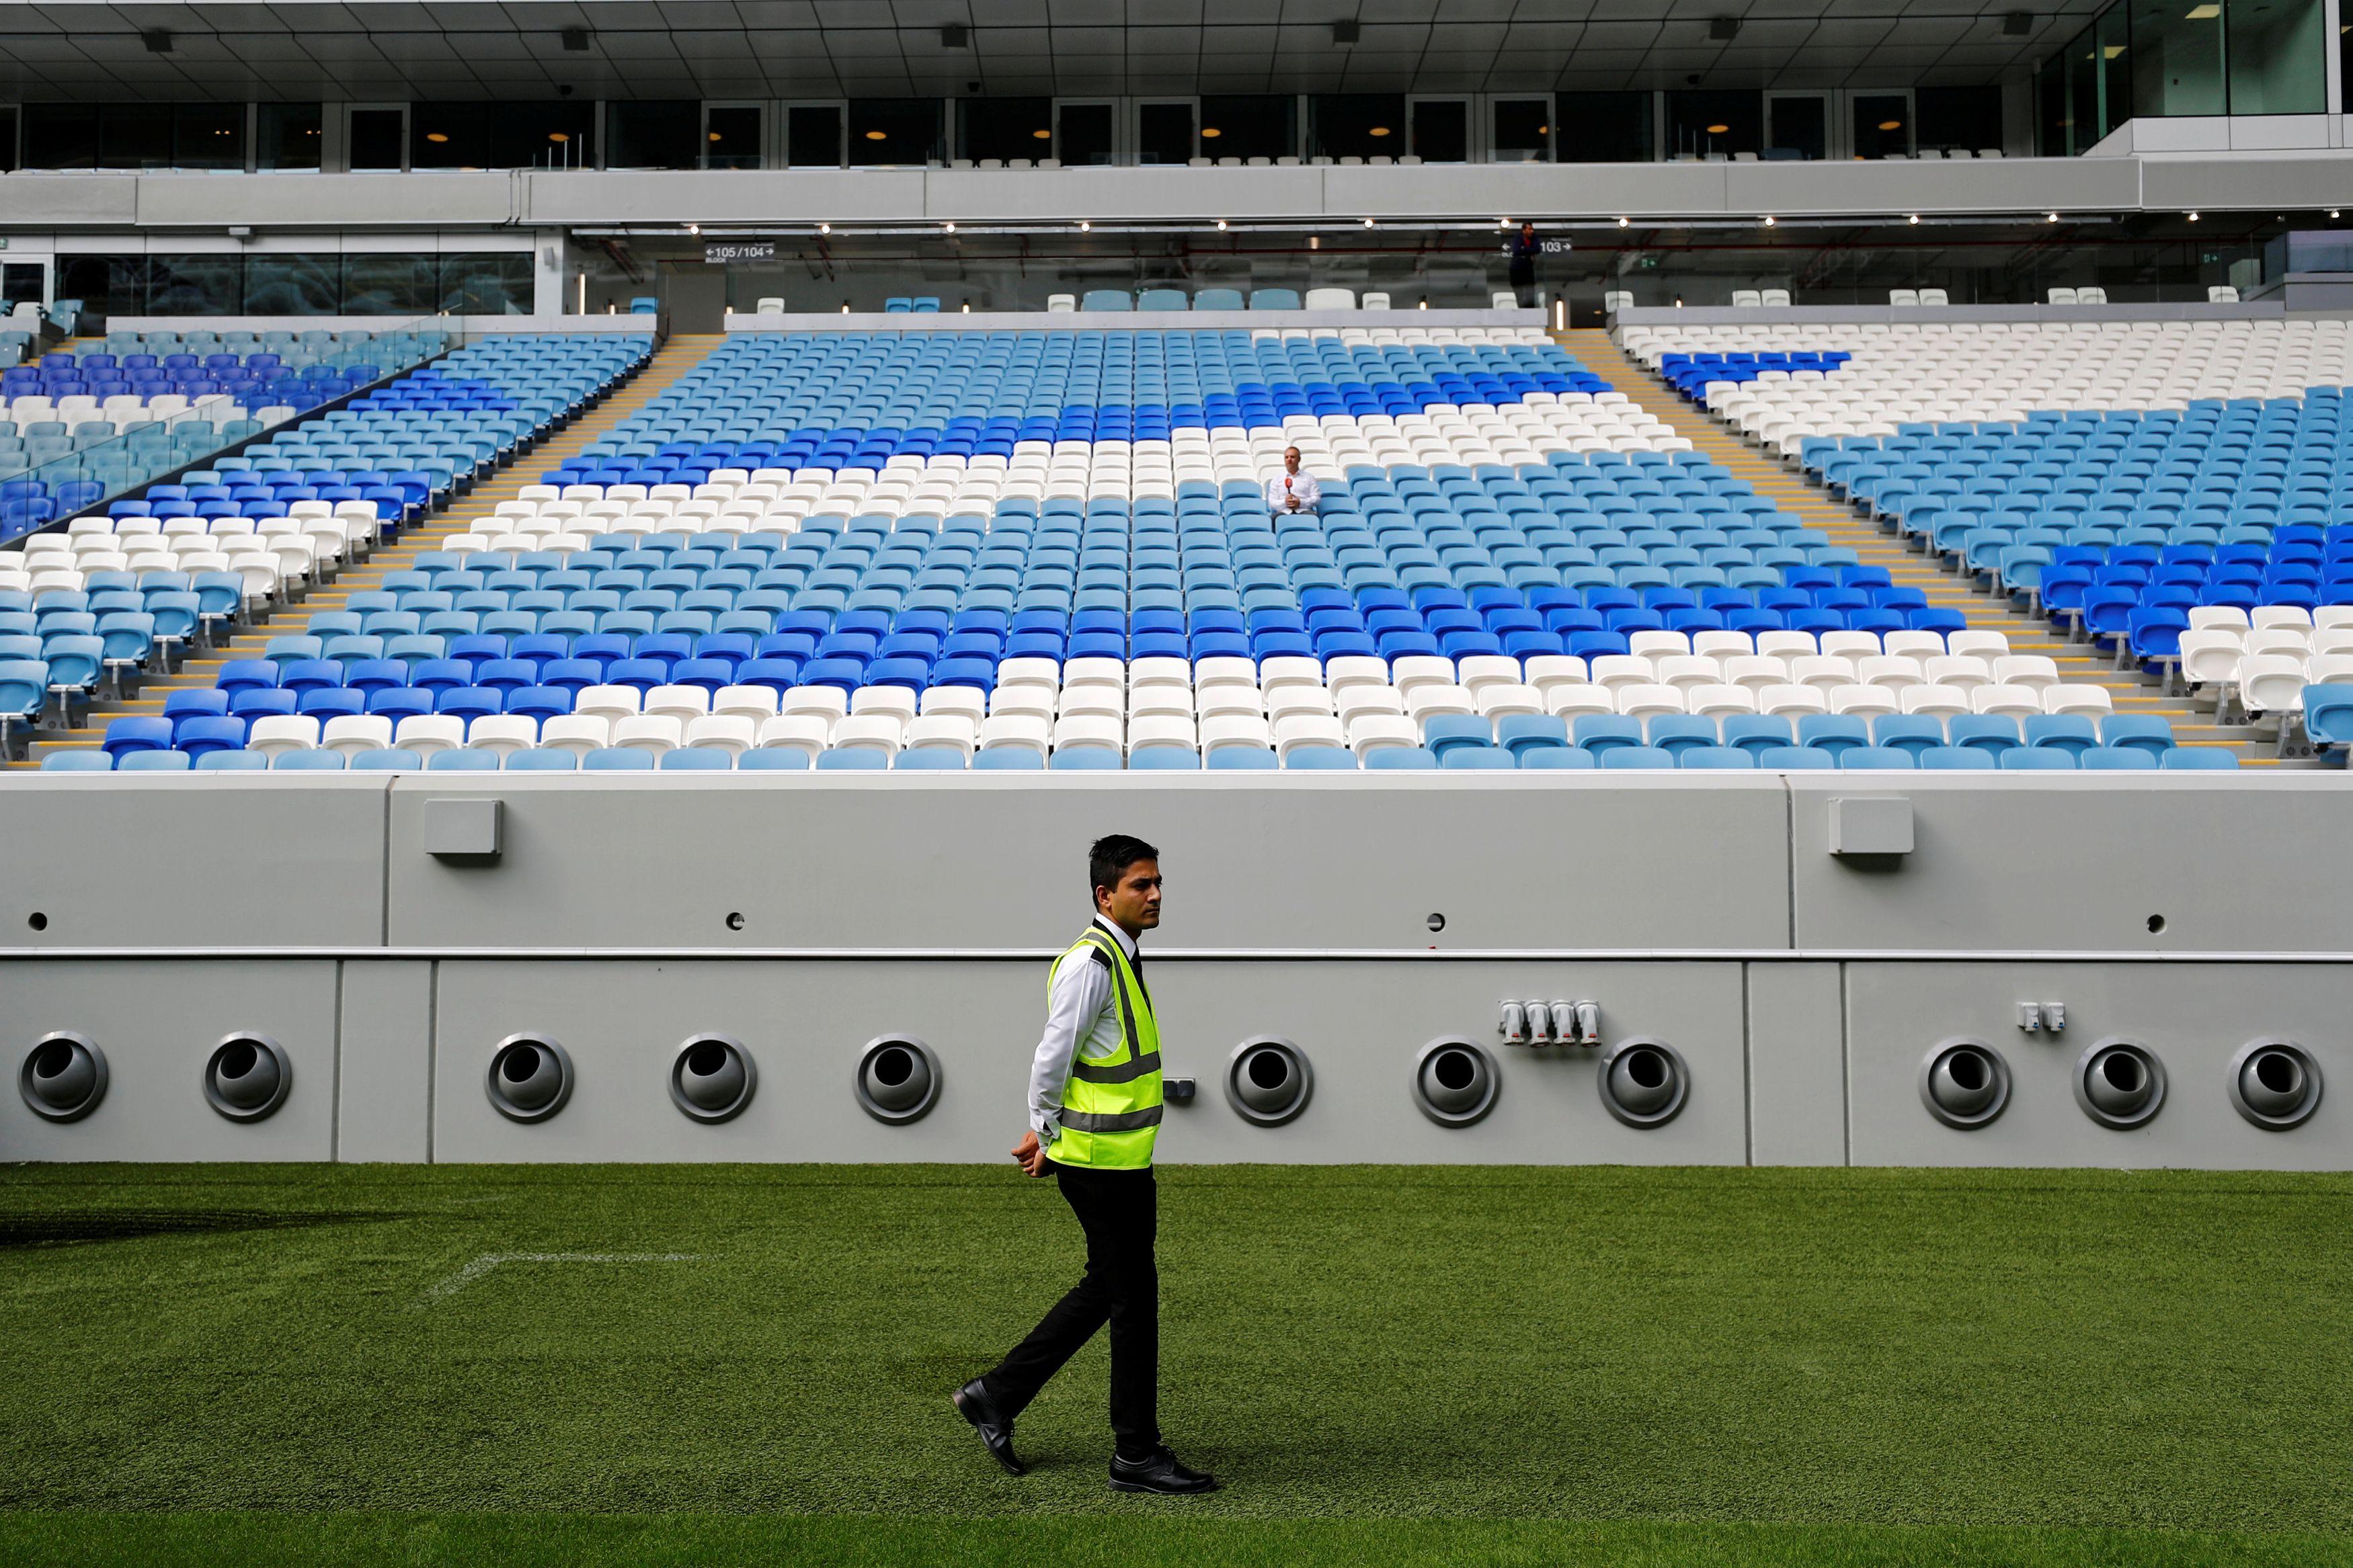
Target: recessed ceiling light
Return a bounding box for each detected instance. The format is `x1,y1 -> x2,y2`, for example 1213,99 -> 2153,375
425,132 -> 449,143
1763,215 -> 1776,226
1079,220 -> 1090,231
1369,126 -> 1390,136
1033,129 -> 1051,139
2104,44 -> 2127,57
709,132 -> 721,142
2186,3 -> 2220,17
2047,212 -> 2060,222
819,222 -> 830,233
549,132 -> 569,142
1363,217 -> 1375,226
1201,126 -> 1222,138
1216,219 -> 1228,230
1908,214 -> 1920,224
1617,216 -> 1630,227
865,130 -> 887,140
687,223 -> 699,234
1878,120 -> 1903,131
1706,123 -> 1730,134
944,221 -> 956,231
2187,211 -> 2199,220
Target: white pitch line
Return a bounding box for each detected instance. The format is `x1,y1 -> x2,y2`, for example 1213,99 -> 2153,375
417,1251 -> 703,1305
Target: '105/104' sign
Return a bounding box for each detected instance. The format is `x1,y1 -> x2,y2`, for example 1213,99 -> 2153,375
705,242 -> 776,263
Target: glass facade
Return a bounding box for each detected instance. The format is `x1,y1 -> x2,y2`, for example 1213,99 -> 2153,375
606,100 -> 701,171
410,101 -> 594,171
257,102 -> 323,171
1555,92 -> 1652,163
1491,99 -> 1550,162
52,253 -> 534,322
21,103 -> 246,170
957,97 -> 1054,163
848,99 -> 943,165
1665,90 -> 1761,159
1198,95 -> 1295,161
2041,0 -> 2323,151
1309,94 -> 1405,161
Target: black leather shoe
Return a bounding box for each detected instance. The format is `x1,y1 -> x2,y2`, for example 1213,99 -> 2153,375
1109,1446 -> 1220,1495
952,1379 -> 1025,1477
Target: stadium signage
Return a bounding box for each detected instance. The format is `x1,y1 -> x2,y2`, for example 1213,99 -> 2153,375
705,241 -> 775,263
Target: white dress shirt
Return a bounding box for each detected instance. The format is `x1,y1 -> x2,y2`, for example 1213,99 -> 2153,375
1027,915 -> 1140,1147
1263,468 -> 1322,515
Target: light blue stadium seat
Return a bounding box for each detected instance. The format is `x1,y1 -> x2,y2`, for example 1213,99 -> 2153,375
584,747 -> 655,770
116,749 -> 193,771
350,748 -> 423,772
1080,291 -> 1133,312
1599,746 -> 1675,768
2079,746 -> 2158,770
1679,745 -> 1755,769
891,746 -> 968,770
1127,745 -> 1201,770
1363,746 -> 1439,770
1250,289 -> 1302,310
1839,746 -> 1916,770
196,749 -> 270,771
1284,745 -> 1357,770
1918,746 -> 1997,770
1755,745 -> 1837,770
1205,746 -> 1278,770
41,750 -> 114,771
1440,745 -> 1516,770
972,747 -> 1045,770
1137,290 -> 1190,312
1048,745 -> 1123,770
1193,288 -> 1246,311
273,749 -> 346,770
2159,747 -> 2239,770
505,749 -> 579,771
1519,746 -> 1595,770
660,747 -> 736,771
428,748 -> 502,771
817,747 -> 890,770
1999,748 -> 2077,770
737,748 -> 811,771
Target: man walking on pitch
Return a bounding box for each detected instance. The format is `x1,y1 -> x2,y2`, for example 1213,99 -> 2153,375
953,835 -> 1219,1495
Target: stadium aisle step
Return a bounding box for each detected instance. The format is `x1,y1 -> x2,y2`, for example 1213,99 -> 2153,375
15,334 -> 726,768
1561,329 -> 2292,768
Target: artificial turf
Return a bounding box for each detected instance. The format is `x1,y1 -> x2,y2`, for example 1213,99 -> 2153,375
1,1163 -> 2347,1567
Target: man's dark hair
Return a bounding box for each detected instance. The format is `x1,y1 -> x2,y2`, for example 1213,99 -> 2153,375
1090,834 -> 1159,901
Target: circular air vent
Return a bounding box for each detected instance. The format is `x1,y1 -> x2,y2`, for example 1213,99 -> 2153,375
1411,1037 -> 1499,1127
1597,1037 -> 1689,1128
1225,1036 -> 1313,1126
2227,1038 -> 2322,1130
855,1036 -> 941,1124
1919,1038 -> 2011,1130
2073,1038 -> 2165,1130
669,1034 -> 757,1124
18,1032 -> 108,1124
485,1034 -> 575,1123
203,1033 -> 292,1122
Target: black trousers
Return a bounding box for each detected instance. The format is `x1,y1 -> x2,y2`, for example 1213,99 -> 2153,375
982,1161 -> 1160,1459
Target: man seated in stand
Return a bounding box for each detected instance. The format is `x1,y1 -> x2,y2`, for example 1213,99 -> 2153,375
1263,446 -> 1321,520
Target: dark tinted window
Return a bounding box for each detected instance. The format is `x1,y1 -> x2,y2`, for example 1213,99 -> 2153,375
1311,94 -> 1403,160
1852,93 -> 1910,159
257,103 -> 322,171
606,100 -> 700,169
1058,102 -> 1114,165
443,253 -> 534,314
243,254 -> 340,315
787,105 -> 842,167
99,104 -> 171,169
1137,102 -> 1193,164
705,105 -> 762,169
349,108 -> 404,170
957,97 -> 1053,161
412,101 -> 593,169
1556,93 -> 1652,163
1199,95 -> 1294,161
0,106 -> 15,171
147,255 -> 242,315
1492,99 -> 1550,162
1666,90 -> 1761,158
1410,99 -> 1467,161
1917,86 -> 2003,155
343,253 -> 438,314
22,105 -> 98,169
849,99 -> 942,164
173,102 -> 245,169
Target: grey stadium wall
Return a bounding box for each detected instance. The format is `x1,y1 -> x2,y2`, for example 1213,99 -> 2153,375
1,772 -> 2345,1171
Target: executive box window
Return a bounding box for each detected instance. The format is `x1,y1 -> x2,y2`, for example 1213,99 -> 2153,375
348,108 -> 405,170
1199,95 -> 1295,161
958,97 -> 1053,162
410,101 -> 594,169
1666,90 -> 1761,159
1410,99 -> 1468,162
606,100 -> 701,170
1556,92 -> 1654,163
2130,0 -> 2226,116
1057,102 -> 1115,165
705,105 -> 762,169
1137,101 -> 1194,164
257,102 -> 321,171
22,103 -> 244,170
48,251 -> 534,317
1916,86 -> 2004,155
1851,94 -> 1911,159
1310,94 -> 1404,160
0,107 -> 15,171
849,99 -> 943,165
1492,99 -> 1550,162
2228,0 -> 2324,114
787,105 -> 843,167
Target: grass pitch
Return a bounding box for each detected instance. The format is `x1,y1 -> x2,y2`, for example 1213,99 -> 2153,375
1,1163 -> 2348,1566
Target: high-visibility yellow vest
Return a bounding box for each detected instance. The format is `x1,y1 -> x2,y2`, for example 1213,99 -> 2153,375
1046,923 -> 1162,1170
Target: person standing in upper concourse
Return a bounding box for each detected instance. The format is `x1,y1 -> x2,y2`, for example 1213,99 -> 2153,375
1509,221 -> 1540,308
1264,445 -> 1321,520
953,836 -> 1218,1496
